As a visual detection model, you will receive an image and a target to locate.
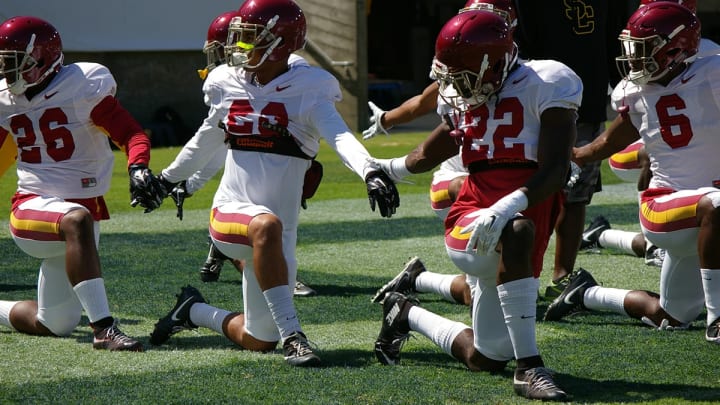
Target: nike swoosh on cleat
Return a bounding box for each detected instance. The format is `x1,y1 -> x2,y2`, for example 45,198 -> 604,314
520,315 -> 535,319
582,225 -> 606,241
563,284 -> 587,305
170,297 -> 196,321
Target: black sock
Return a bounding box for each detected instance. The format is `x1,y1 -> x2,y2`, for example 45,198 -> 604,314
515,355 -> 544,373
91,316 -> 114,329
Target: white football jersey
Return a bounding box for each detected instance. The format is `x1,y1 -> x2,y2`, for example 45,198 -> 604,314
162,56 -> 373,228
697,37 -> 720,58
439,59 -> 582,166
0,63 -> 117,198
610,55 -> 720,190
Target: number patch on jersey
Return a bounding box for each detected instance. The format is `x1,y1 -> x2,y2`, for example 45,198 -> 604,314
462,97 -> 525,160
655,94 -> 693,149
12,109 -> 75,164
226,99 -> 289,136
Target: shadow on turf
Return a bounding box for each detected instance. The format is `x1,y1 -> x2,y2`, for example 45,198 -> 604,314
559,374 -> 720,402
298,216 -> 443,245
0,283 -> 34,292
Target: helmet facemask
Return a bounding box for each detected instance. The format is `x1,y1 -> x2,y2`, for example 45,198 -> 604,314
225,15 -> 283,69
432,44 -> 516,111
201,40 -> 225,77
617,32 -> 669,85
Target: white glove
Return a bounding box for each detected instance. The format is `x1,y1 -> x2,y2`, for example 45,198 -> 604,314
460,209 -> 514,256
362,101 -> 390,140
365,156 -> 412,183
566,161 -> 582,188
460,190 -> 528,256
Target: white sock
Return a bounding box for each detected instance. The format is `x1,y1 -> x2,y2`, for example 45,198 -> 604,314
408,305 -> 468,355
263,285 -> 301,340
72,278 -> 111,323
701,269 -> 720,324
189,302 -> 231,334
583,286 -> 629,316
497,277 -> 539,360
0,301 -> 18,330
598,229 -> 637,256
415,272 -> 457,303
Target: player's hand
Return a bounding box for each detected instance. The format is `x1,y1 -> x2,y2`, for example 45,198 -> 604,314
365,170 -> 400,218
460,190 -> 527,255
459,208 -> 513,256
566,161 -> 582,189
362,101 -> 390,140
128,164 -> 165,213
167,179 -> 191,220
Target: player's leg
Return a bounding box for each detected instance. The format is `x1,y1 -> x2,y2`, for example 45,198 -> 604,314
8,197 -> 140,350
548,123 -> 602,298
155,204 -> 319,365
2,255 -> 78,336
696,192 -> 720,342
597,228 -> 646,257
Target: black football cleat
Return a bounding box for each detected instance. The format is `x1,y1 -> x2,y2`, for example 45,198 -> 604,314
374,292 -> 418,365
513,367 -> 568,401
150,285 -> 206,345
283,331 -> 321,367
92,320 -> 143,352
371,256 -> 426,304
544,268 -> 598,321
579,216 -> 610,250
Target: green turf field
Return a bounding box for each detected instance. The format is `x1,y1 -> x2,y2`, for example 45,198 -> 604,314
0,133 -> 718,404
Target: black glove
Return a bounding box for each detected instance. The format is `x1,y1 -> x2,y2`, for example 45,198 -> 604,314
365,170 -> 400,218
167,180 -> 192,220
128,164 -> 165,213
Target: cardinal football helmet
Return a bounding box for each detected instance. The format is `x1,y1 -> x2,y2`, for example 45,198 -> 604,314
432,10 -> 516,110
460,0 -> 517,30
225,0 -> 307,69
640,0 -> 696,14
617,2 -> 700,85
199,10 -> 242,79
0,16 -> 63,95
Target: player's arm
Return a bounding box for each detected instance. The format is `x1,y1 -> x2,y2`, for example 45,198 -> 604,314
366,120 -> 458,183
405,120 -> 458,172
363,82 -> 440,140
90,95 -> 150,167
383,82 -> 439,128
573,108 -> 640,167
525,107 -> 577,205
90,95 -> 168,212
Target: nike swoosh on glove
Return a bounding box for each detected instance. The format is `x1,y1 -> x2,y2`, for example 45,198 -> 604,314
459,208 -> 512,256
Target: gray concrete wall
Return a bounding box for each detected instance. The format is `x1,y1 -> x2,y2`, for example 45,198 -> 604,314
64,51 -> 207,145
